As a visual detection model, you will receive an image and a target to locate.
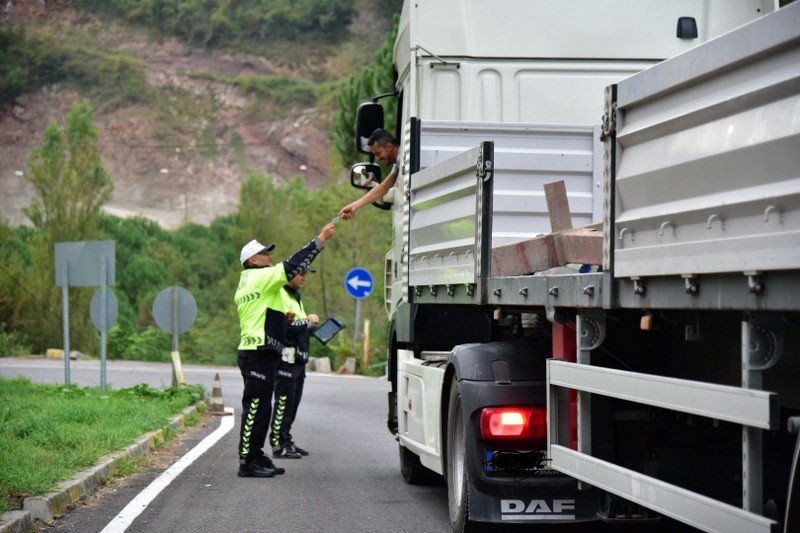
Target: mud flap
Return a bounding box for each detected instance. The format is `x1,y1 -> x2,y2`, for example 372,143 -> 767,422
466,476 -> 599,524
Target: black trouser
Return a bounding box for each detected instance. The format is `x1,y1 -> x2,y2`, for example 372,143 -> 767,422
237,349 -> 279,462
269,361 -> 306,450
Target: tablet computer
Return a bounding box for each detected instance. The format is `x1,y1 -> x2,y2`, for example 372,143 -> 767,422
312,317 -> 346,345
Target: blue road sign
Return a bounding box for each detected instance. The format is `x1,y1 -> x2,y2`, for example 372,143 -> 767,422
345,267 -> 374,300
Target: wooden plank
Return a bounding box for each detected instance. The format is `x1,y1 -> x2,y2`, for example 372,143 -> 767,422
544,181 -> 573,233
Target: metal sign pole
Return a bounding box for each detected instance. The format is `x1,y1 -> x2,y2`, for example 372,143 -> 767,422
171,287 -> 179,386
61,263 -> 71,386
171,287 -> 179,353
354,299 -> 362,343
100,256 -> 108,392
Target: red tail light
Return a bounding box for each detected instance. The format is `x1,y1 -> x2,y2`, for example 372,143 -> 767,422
480,406 -> 547,443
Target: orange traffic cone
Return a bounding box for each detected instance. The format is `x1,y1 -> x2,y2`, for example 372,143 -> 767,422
209,373 -> 232,416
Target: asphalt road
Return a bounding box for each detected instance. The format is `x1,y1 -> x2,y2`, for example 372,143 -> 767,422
1,358 -> 696,533
0,357 -> 450,533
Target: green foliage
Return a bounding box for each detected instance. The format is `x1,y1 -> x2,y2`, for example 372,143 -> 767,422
331,13 -> 399,167
24,100 -> 113,241
0,0 -> 402,371
74,0 -> 355,47
1,112 -> 393,371
0,25 -> 149,108
97,212 -> 240,364
188,71 -> 318,110
0,328 -> 32,357
0,176 -> 391,368
0,376 -> 203,513
64,46 -> 150,109
332,75 -> 364,167
0,26 -> 68,105
118,326 -> 172,362
233,75 -> 317,109
0,101 -> 115,356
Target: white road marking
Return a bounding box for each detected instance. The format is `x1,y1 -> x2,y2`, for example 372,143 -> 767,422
100,407 -> 235,533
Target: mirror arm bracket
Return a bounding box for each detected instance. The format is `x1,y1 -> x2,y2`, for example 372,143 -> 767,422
371,91 -> 398,103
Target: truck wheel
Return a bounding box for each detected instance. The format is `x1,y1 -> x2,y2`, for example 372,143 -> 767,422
446,376 -> 477,533
785,420 -> 800,533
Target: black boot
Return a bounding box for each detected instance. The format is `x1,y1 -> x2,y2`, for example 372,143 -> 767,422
288,442 -> 309,456
274,446 -> 302,459
257,455 -> 286,475
238,459 -> 276,478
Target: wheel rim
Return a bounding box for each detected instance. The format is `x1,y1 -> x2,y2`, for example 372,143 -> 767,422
451,394 -> 465,509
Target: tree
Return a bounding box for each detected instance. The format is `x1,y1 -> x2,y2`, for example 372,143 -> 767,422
16,100 -> 114,354
331,14 -> 399,167
24,100 -> 113,242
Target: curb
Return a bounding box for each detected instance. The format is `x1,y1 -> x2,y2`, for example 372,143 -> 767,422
0,403 -> 204,533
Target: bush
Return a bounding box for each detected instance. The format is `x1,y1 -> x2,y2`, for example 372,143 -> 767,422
0,26 -> 68,105
73,0 -> 355,46
0,329 -> 32,357
119,327 -> 171,362
0,26 -> 148,108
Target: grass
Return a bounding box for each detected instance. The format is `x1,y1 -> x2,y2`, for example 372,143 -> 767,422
187,70 -> 320,111
0,377 -> 205,514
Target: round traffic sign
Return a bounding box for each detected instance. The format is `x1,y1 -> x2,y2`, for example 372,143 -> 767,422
90,288 -> 118,333
345,267 -> 374,300
152,286 -> 197,334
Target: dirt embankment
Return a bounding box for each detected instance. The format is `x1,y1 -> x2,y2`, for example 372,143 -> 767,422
0,1 -> 341,229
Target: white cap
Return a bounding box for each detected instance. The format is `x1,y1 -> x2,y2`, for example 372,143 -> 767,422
240,239 -> 275,264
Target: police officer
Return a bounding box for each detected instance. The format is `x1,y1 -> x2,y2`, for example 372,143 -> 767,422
270,266 -> 316,459
235,222 -> 335,478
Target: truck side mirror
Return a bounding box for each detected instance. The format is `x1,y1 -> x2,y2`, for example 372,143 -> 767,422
350,163 -> 382,190
355,102 -> 384,154
349,162 -> 391,211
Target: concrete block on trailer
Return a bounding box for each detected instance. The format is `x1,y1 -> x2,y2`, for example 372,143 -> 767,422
491,227 -> 602,276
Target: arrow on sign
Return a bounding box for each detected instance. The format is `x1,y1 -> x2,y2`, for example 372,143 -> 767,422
347,276 -> 372,290
345,267 -> 373,300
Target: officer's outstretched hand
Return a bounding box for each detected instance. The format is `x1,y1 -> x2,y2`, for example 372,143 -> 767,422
318,222 -> 336,242
307,314 -> 320,325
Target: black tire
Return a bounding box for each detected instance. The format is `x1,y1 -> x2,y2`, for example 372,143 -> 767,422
446,375 -> 478,533
399,443 -> 440,485
785,428 -> 800,533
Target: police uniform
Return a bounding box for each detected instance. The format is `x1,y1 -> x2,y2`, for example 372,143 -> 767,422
234,237 -> 323,474
269,282 -> 312,457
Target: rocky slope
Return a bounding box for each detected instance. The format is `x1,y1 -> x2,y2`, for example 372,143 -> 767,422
1,1 -> 386,229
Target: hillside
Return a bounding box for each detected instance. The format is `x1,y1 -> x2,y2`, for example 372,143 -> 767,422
0,0 -> 399,229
